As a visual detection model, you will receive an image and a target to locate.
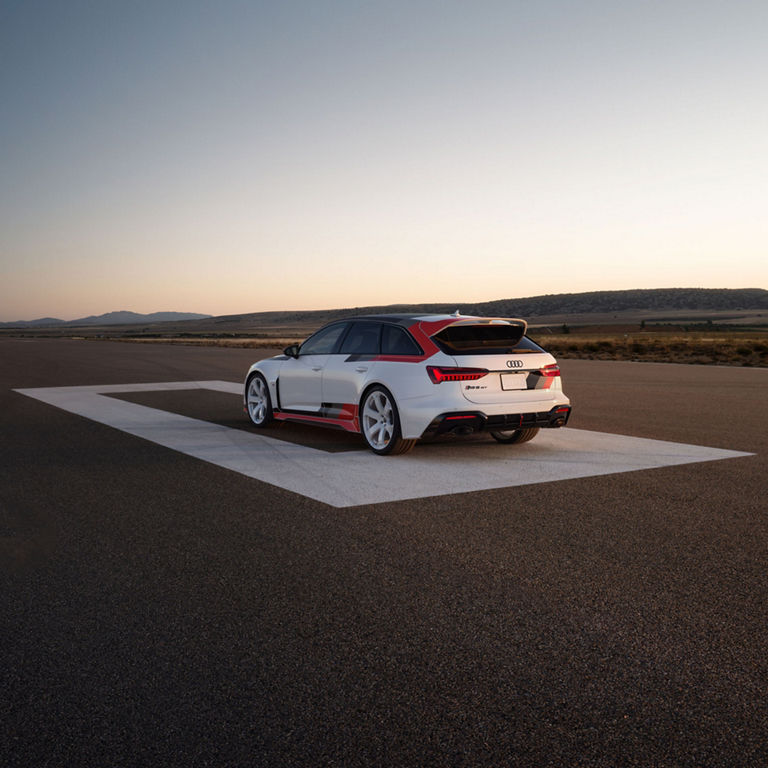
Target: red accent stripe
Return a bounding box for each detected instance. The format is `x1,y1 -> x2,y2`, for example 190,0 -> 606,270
373,354 -> 427,363
273,408 -> 361,433
411,319 -> 454,357
338,403 -> 360,432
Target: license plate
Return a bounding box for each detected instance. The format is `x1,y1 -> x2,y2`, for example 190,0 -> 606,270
500,372 -> 527,391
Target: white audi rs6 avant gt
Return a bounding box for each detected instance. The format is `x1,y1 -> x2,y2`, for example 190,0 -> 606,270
244,313 -> 571,455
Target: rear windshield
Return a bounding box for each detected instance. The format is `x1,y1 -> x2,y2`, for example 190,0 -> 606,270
433,324 -> 545,355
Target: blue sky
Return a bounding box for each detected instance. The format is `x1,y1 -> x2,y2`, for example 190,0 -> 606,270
1,0 -> 766,320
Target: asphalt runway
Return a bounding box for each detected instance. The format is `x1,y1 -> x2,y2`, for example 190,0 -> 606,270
2,338 -> 767,767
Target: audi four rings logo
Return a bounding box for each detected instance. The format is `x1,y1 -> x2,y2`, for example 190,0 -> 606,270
506,360 -> 524,368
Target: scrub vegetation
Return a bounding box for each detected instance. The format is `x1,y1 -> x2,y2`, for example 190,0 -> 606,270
533,328 -> 768,367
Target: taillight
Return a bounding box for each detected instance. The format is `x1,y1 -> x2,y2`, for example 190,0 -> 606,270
427,366 -> 489,384
539,364 -> 560,377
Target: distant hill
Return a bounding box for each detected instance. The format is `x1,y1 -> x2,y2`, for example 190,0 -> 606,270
0,311 -> 211,328
0,317 -> 67,327
192,287 -> 768,329
68,311 -> 211,326
470,288 -> 768,317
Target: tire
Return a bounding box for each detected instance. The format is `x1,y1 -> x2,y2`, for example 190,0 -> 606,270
360,386 -> 415,455
490,427 -> 540,444
245,372 -> 274,427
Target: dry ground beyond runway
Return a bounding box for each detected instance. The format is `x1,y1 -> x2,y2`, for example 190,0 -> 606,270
1,338 -> 767,767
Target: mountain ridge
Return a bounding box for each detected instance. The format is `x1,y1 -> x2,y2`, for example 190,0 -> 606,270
0,311 -> 211,328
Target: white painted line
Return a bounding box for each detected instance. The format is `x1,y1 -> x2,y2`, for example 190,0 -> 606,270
15,382 -> 754,508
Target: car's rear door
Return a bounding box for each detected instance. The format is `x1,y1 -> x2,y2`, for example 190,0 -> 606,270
321,321 -> 381,419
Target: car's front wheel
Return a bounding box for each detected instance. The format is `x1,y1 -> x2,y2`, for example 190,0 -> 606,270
360,386 -> 415,455
246,372 -> 273,427
490,427 -> 540,444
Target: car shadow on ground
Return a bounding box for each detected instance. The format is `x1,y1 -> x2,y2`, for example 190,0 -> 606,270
108,388 -> 499,455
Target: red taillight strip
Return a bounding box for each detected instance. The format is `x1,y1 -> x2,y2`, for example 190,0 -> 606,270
427,366 -> 488,384
539,364 -> 561,377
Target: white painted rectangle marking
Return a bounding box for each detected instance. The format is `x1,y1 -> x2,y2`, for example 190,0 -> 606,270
14,381 -> 754,508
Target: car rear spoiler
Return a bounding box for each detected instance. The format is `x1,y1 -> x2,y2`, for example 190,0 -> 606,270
442,316 -> 528,334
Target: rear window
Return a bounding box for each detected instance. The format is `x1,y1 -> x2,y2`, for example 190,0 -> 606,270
433,323 -> 544,355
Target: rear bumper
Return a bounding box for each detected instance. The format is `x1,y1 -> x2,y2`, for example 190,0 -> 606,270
421,405 -> 572,438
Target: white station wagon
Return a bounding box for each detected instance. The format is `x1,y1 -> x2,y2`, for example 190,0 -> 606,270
244,313 -> 571,455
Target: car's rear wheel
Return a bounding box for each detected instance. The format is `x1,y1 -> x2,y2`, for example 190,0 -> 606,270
490,427 -> 540,444
360,386 -> 415,455
246,373 -> 273,427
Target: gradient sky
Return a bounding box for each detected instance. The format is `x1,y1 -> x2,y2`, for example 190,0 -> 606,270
1,0 -> 766,320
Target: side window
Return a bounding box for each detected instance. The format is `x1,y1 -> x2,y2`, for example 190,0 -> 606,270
340,322 -> 381,354
381,325 -> 422,356
299,323 -> 348,355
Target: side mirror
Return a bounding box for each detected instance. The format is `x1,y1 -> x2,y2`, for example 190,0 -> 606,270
283,344 -> 300,358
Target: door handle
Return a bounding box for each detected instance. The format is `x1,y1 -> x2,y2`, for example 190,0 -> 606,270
312,366 -> 322,372
355,366 -> 368,373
